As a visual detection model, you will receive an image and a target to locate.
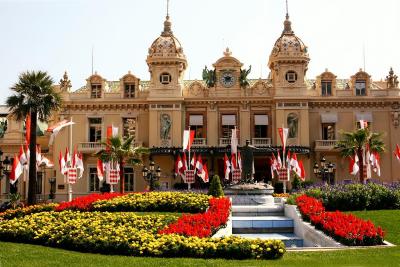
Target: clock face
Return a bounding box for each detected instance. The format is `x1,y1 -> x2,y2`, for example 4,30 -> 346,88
220,72 -> 235,88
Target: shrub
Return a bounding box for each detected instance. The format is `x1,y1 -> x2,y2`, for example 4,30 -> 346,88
208,175 -> 224,197
92,192 -> 210,213
296,195 -> 385,246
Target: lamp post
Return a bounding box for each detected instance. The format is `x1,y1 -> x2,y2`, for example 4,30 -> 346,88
142,160 -> 161,191
313,157 -> 335,185
2,156 -> 14,193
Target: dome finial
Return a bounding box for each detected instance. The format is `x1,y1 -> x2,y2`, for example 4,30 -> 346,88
161,0 -> 173,37
282,0 -> 294,35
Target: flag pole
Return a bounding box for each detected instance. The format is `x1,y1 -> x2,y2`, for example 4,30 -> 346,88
68,117 -> 73,202
281,124 -> 287,194
188,126 -> 191,190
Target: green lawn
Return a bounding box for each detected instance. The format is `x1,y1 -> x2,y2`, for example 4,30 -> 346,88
0,210 -> 400,267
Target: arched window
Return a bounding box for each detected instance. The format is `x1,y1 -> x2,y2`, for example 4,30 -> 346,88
287,113 -> 298,138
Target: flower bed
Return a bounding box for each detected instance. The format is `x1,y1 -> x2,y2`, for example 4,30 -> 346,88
299,183 -> 400,211
0,203 -> 58,220
0,210 -> 285,259
296,195 -> 385,246
159,197 -> 230,238
92,192 -> 210,213
55,193 -> 123,212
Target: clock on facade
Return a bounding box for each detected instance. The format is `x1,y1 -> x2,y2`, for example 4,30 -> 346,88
220,72 -> 235,88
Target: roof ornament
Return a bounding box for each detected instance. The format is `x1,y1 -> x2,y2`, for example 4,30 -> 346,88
59,71 -> 72,92
223,47 -> 232,57
282,0 -> 294,35
386,67 -> 399,89
161,0 -> 173,37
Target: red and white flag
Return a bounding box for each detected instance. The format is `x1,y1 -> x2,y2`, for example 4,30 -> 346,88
182,130 -> 195,151
97,159 -> 104,181
394,144 -> 400,162
10,154 -> 23,184
278,127 -> 289,156
349,154 -> 360,175
107,125 -> 119,139
271,153 -> 278,176
175,154 -> 183,175
231,128 -> 238,155
224,153 -> 231,180
286,150 -> 291,169
40,156 -> 54,168
47,119 -> 75,145
75,152 -> 84,178
200,163 -> 209,183
370,151 -> 381,177
195,154 -> 203,173
190,152 -> 197,169
298,160 -> 306,181
64,147 -> 71,167
59,151 -> 67,175
277,151 -> 282,169
237,152 -> 242,171
182,153 -> 188,173
18,146 -> 27,166
290,153 -> 301,177
231,153 -> 237,171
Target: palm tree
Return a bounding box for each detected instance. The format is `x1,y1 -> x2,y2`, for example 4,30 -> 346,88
6,71 -> 62,205
96,136 -> 148,193
334,128 -> 385,183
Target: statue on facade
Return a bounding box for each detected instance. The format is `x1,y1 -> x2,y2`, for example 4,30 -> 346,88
202,66 -> 216,88
0,119 -> 7,138
287,113 -> 298,138
239,65 -> 252,89
160,114 -> 171,140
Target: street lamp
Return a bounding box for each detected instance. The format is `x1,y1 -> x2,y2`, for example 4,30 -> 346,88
2,156 -> 15,193
142,160 -> 161,191
313,156 -> 335,185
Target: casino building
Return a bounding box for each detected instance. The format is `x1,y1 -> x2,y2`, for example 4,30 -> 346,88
0,10 -> 399,201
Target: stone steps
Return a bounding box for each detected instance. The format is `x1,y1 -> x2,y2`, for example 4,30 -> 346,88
232,205 -> 284,216
232,216 -> 294,234
233,233 -> 304,248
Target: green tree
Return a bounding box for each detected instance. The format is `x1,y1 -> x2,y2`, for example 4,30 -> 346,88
96,136 -> 148,193
6,71 -> 62,205
208,175 -> 224,197
335,128 -> 385,183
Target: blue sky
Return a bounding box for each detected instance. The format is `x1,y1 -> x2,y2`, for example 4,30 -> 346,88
0,0 -> 399,103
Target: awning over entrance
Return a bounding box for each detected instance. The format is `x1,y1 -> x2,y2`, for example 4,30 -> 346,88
320,113 -> 338,123
356,112 -> 373,122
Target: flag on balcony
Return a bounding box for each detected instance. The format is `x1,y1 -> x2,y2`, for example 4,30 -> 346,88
394,144 -> 400,162
25,114 -> 31,145
298,160 -> 306,181
97,159 -> 104,181
10,153 -> 23,184
231,128 -> 238,155
224,153 -> 231,180
47,119 -> 75,145
278,127 -> 289,157
182,130 -> 195,151
199,163 -> 209,183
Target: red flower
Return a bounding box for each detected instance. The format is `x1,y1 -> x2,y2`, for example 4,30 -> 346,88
55,192 -> 124,212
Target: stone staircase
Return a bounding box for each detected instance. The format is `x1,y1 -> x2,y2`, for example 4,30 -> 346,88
231,204 -> 304,248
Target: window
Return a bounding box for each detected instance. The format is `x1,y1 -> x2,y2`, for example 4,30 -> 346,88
159,73 -> 172,85
91,84 -> 102,98
285,71 -> 297,83
122,118 -> 136,140
124,83 -> 135,98
254,114 -> 268,138
356,121 -> 371,130
89,118 -> 102,142
355,80 -> 366,96
322,123 -> 335,140
221,114 -> 236,138
321,80 -> 332,96
89,167 -> 100,192
124,167 -> 134,192
189,115 -> 204,138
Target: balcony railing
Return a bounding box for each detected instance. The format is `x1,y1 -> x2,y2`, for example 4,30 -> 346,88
219,138 -> 238,146
315,140 -> 338,150
192,138 -> 206,147
78,142 -> 105,153
251,138 -> 272,147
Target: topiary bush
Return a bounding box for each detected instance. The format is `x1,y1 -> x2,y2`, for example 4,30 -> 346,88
208,175 -> 224,197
